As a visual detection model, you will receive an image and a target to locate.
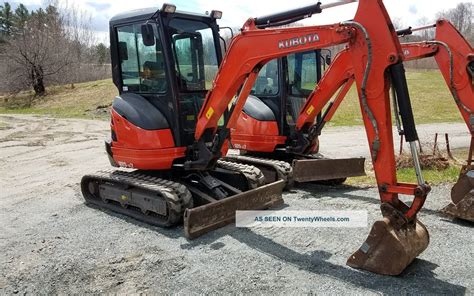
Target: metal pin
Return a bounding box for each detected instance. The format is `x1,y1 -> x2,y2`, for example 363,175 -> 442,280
321,0 -> 357,10
410,23 -> 437,33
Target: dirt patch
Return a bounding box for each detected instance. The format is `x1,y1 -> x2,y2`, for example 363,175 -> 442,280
396,153 -> 451,170
85,104 -> 111,117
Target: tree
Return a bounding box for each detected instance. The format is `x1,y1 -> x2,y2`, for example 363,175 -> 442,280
4,5 -> 67,95
391,17 -> 403,30
0,2 -> 14,40
95,43 -> 109,65
3,2 -> 95,96
416,16 -> 435,40
13,4 -> 29,28
437,2 -> 473,41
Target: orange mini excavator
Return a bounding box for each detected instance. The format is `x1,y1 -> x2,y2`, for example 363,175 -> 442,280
82,0 -> 433,275
400,21 -> 474,221
269,19 -> 473,222
227,48 -> 367,186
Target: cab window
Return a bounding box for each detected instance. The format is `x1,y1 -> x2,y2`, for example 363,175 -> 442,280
288,51 -> 318,97
169,18 -> 218,92
117,23 -> 167,93
251,59 -> 279,96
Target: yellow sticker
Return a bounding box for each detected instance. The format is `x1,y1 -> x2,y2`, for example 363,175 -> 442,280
205,107 -> 214,119
186,115 -> 195,121
306,105 -> 314,115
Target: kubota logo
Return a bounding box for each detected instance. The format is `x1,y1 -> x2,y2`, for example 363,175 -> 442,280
278,34 -> 320,49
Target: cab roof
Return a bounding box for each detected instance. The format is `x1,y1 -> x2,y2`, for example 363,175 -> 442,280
109,7 -> 214,26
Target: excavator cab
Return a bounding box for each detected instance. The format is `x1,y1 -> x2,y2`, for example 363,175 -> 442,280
82,5 -> 285,239
246,51 -> 321,137
230,49 -> 366,185
109,7 -> 223,150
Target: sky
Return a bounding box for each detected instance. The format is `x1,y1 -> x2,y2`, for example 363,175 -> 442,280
6,0 -> 468,43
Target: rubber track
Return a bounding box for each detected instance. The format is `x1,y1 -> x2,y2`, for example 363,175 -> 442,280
223,155 -> 293,183
216,159 -> 265,189
81,170 -> 193,227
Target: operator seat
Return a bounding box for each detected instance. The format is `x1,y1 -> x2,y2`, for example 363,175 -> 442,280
142,61 -> 167,92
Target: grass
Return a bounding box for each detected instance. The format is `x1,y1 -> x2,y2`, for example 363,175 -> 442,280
346,166 -> 461,187
0,79 -> 117,119
346,148 -> 467,186
0,72 -> 466,187
0,70 -> 465,125
328,70 -> 464,126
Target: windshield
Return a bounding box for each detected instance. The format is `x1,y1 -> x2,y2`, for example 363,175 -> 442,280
288,51 -> 319,97
251,59 -> 279,96
117,23 -> 167,93
169,18 -> 218,92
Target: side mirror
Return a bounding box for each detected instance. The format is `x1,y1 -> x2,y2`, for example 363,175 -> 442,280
325,54 -> 331,66
118,42 -> 128,61
141,23 -> 155,46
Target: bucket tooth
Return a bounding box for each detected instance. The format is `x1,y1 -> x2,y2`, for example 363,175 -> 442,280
441,166 -> 474,222
347,216 -> 429,275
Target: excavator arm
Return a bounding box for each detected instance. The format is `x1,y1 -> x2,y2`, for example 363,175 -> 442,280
403,20 -> 473,130
297,20 -> 473,136
189,0 -> 408,172
295,48 -> 355,145
190,0 -> 431,275
185,23 -> 353,170
289,2 -> 432,223
293,18 -> 473,228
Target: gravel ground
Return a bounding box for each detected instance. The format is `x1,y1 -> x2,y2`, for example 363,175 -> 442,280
0,115 -> 472,294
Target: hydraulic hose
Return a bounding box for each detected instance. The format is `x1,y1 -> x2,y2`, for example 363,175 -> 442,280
341,21 -> 380,160
425,41 -> 472,116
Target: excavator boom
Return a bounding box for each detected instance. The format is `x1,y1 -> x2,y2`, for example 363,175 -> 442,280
297,20 -> 473,135
191,0 -> 431,275
295,19 -> 474,223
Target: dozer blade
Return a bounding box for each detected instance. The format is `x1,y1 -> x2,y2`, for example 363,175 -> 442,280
347,218 -> 429,275
184,180 -> 285,239
292,157 -> 365,183
441,166 -> 474,222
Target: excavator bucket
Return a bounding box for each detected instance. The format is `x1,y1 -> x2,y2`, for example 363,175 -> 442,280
441,165 -> 474,222
292,157 -> 366,183
184,180 -> 285,239
347,205 -> 429,275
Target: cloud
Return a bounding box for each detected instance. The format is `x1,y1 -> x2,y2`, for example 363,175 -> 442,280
90,14 -> 109,32
409,4 -> 418,15
14,0 -> 467,43
86,2 -> 111,12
